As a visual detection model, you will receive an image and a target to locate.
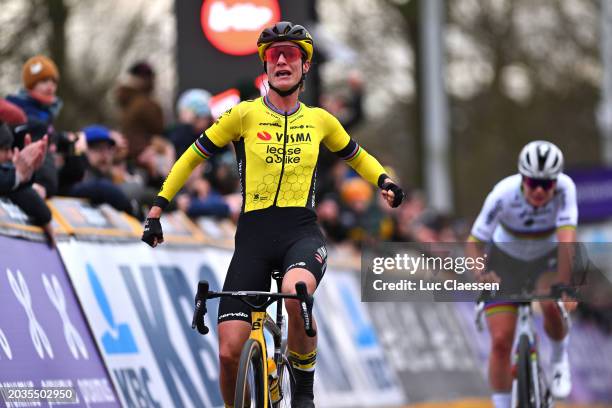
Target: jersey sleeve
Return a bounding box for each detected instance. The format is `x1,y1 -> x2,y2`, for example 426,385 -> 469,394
470,187 -> 504,242
204,104 -> 243,147
556,175 -> 578,229
156,145 -> 205,205
320,109 -> 387,187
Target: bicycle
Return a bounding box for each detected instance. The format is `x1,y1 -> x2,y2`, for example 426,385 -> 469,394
475,285 -> 575,408
191,269 -> 316,408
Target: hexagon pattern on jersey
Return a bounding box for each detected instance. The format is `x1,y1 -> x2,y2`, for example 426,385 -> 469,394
248,165 -> 314,210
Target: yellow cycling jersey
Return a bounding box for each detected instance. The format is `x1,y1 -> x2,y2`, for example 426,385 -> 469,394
156,96 -> 387,213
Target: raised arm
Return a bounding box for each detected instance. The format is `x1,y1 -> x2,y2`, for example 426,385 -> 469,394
321,111 -> 404,208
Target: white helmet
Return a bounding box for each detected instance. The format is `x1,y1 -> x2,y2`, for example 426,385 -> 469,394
518,140 -> 564,179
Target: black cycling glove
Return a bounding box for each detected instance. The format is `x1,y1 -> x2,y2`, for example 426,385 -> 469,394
142,217 -> 163,247
381,181 -> 405,208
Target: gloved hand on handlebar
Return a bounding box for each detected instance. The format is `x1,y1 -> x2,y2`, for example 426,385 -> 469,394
141,217 -> 164,247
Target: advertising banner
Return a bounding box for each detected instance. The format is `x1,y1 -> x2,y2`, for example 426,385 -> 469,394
366,301 -> 488,403
58,238 -> 404,407
566,167 -> 612,222
315,271 -> 405,407
0,235 -> 119,407
58,240 -> 230,408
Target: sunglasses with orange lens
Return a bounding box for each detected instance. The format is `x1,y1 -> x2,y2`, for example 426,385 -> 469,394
264,45 -> 304,64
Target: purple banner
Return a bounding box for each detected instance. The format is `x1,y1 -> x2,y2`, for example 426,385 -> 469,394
454,302 -> 612,404
0,235 -> 120,407
566,167 -> 612,222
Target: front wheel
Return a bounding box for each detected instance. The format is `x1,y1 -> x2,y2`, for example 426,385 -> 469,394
235,339 -> 266,408
517,334 -> 534,408
273,355 -> 295,408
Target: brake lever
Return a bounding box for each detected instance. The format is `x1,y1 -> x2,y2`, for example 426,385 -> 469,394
475,302 -> 485,332
295,281 -> 316,337
192,281 -> 210,335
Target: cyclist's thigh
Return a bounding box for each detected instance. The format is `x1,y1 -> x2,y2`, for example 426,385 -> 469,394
218,247 -> 273,324
485,303 -> 518,347
487,244 -> 534,297
282,232 -> 327,286
532,248 -> 558,291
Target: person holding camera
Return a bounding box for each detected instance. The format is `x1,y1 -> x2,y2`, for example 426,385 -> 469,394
60,125 -> 134,215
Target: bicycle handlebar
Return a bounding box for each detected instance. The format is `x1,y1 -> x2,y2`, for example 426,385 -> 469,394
489,284 -> 580,303
191,280 -> 317,337
475,284 -> 578,332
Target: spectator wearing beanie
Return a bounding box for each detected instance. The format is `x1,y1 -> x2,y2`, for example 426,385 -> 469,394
5,55 -> 63,197
6,55 -> 62,126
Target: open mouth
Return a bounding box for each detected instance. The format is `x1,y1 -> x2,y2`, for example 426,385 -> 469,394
275,70 -> 292,78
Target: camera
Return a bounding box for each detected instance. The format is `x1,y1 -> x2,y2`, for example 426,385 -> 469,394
11,122 -> 48,148
53,131 -> 77,155
11,122 -> 76,155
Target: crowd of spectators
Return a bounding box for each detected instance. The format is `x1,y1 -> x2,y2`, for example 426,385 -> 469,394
0,54 -> 461,249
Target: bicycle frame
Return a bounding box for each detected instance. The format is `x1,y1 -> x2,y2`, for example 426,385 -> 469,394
476,292 -> 572,408
192,275 -> 315,407
248,299 -> 287,406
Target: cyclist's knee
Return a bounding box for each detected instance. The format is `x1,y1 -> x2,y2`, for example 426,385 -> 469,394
218,321 -> 250,365
219,343 -> 241,368
490,331 -> 514,358
282,267 -> 317,294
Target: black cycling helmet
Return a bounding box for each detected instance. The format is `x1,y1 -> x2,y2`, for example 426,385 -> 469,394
257,21 -> 314,63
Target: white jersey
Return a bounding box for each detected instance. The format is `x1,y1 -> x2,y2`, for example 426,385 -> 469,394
470,173 -> 578,261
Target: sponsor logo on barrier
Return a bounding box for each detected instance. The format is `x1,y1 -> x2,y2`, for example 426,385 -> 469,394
43,273 -> 89,360
7,268 -> 54,359
0,236 -> 119,405
119,264 -> 223,406
337,280 -> 397,390
87,264 -> 138,354
114,367 -> 161,408
0,329 -> 11,360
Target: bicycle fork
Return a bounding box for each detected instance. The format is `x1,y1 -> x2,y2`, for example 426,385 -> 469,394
250,311 -> 271,407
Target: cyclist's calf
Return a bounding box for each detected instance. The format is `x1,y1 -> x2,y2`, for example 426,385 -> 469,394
540,301 -> 567,340
487,311 -> 517,391
218,321 -> 251,404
